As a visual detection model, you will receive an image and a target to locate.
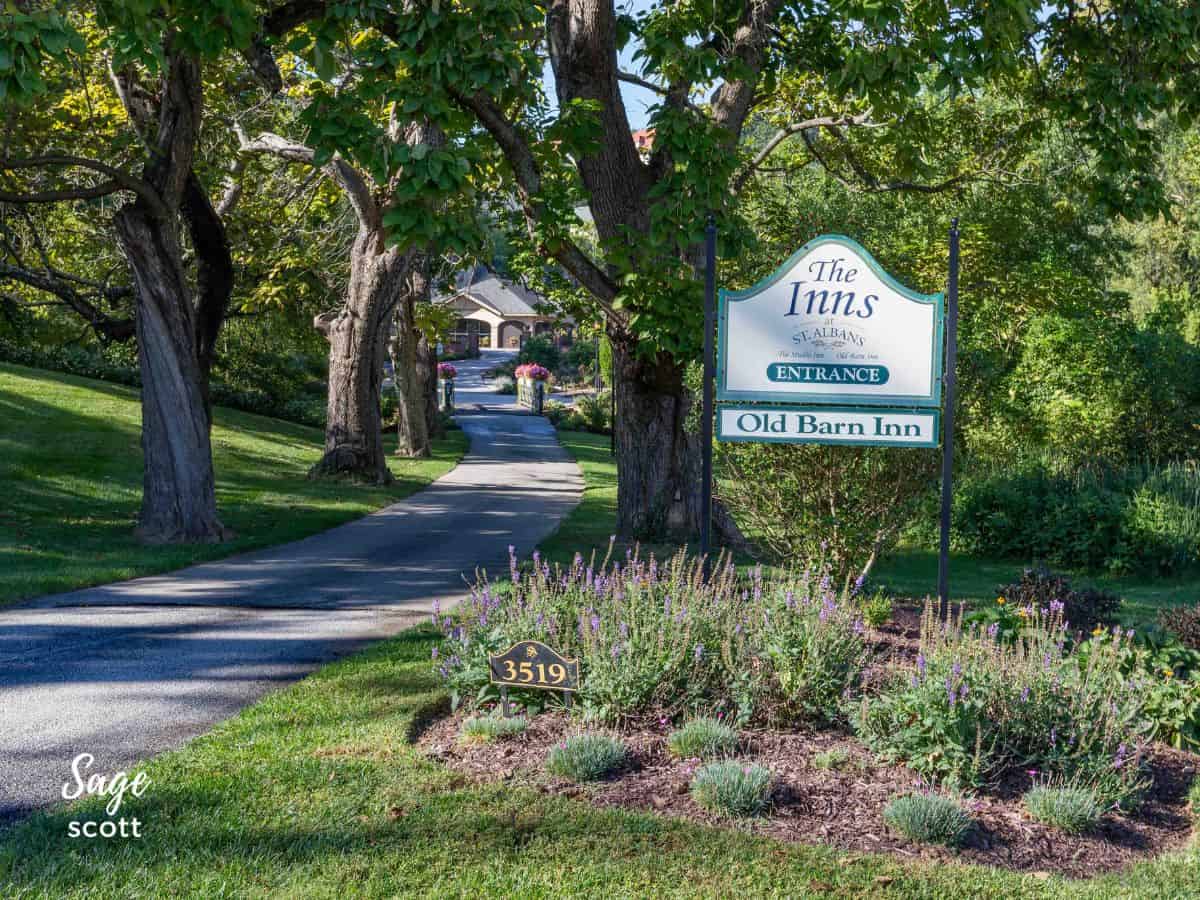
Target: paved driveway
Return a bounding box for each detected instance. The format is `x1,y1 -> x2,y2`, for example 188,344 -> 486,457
0,404 -> 580,826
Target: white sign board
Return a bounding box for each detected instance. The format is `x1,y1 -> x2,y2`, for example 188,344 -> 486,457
718,235 -> 943,407
717,405 -> 939,448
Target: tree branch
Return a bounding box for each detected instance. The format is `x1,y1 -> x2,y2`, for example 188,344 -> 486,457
709,0 -> 786,138
800,128 -> 974,195
732,113 -> 875,194
0,155 -> 167,217
447,87 -> 623,318
0,262 -> 134,341
0,180 -> 123,203
233,124 -> 379,229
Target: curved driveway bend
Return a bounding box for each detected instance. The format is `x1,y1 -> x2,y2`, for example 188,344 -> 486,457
0,383 -> 580,825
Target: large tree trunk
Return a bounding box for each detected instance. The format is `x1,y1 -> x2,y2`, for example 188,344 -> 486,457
391,263 -> 431,458
610,332 -> 703,537
116,202 -> 228,543
311,226 -> 409,482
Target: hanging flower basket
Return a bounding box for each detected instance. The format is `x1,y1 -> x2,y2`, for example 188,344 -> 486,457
437,362 -> 458,379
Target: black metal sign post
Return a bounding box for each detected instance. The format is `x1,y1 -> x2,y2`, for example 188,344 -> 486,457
937,219 -> 961,607
700,215 -> 717,579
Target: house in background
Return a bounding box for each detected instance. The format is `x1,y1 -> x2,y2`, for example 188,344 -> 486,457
436,265 -> 573,353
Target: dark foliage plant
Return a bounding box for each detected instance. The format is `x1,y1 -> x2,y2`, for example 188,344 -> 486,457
993,567 -> 1122,636
1158,605 -> 1200,651
515,335 -> 560,372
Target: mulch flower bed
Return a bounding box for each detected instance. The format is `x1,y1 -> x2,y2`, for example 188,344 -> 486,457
418,707 -> 1199,878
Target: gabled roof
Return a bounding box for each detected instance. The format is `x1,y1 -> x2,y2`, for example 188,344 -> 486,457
438,267 -> 547,318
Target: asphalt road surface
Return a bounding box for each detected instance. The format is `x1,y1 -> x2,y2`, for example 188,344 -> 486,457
0,368 -> 580,826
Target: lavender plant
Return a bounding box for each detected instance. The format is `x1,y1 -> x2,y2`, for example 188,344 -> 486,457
883,791 -> 973,846
432,544 -> 870,725
690,761 -> 773,817
854,599 -> 1153,807
666,717 -> 739,760
459,713 -> 528,744
546,734 -> 627,782
1023,780 -> 1103,833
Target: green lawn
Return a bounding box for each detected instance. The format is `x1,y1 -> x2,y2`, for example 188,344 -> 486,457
0,363 -> 468,606
537,431 -> 621,563
872,548 -> 1200,624
539,431 -> 1198,627
0,623 -> 1194,898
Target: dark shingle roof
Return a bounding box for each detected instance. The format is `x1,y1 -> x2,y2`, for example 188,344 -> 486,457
441,267 -> 545,317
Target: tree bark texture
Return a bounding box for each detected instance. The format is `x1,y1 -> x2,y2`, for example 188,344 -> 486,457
391,261 -> 431,458
608,332 -> 703,536
116,45 -> 229,543
417,334 -> 441,438
311,225 -> 411,482
116,202 -> 227,543
536,0 -> 774,539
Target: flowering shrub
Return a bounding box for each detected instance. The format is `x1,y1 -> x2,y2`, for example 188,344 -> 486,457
515,362 -> 551,381
854,600 -> 1153,807
432,546 -> 870,724
437,362 -> 457,379
690,761 -> 772,817
1075,625 -> 1200,751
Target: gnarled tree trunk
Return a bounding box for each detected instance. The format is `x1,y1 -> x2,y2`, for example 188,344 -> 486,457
311,226 -> 409,482
113,45 -> 230,543
116,202 -> 227,543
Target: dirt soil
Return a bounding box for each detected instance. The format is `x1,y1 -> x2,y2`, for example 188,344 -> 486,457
418,704 -> 1199,878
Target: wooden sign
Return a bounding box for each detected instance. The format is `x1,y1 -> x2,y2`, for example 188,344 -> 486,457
488,640 -> 579,712
717,234 -> 944,408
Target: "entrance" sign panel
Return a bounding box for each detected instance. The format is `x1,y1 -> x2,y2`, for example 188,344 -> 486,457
717,235 -> 943,407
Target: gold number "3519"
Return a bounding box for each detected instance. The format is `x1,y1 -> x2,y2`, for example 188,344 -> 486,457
499,660 -> 567,685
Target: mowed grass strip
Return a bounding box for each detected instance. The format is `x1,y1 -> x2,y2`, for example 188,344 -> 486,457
0,363 -> 468,606
541,432 -> 1200,626
0,624 -> 1195,899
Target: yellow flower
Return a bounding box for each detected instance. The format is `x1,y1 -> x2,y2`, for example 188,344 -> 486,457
1092,626 -> 1104,637
1164,669 -> 1174,679
1017,609 -> 1028,619
996,597 -> 1006,606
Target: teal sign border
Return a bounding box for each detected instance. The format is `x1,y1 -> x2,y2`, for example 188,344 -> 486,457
717,234 -> 945,408
716,404 -> 941,448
